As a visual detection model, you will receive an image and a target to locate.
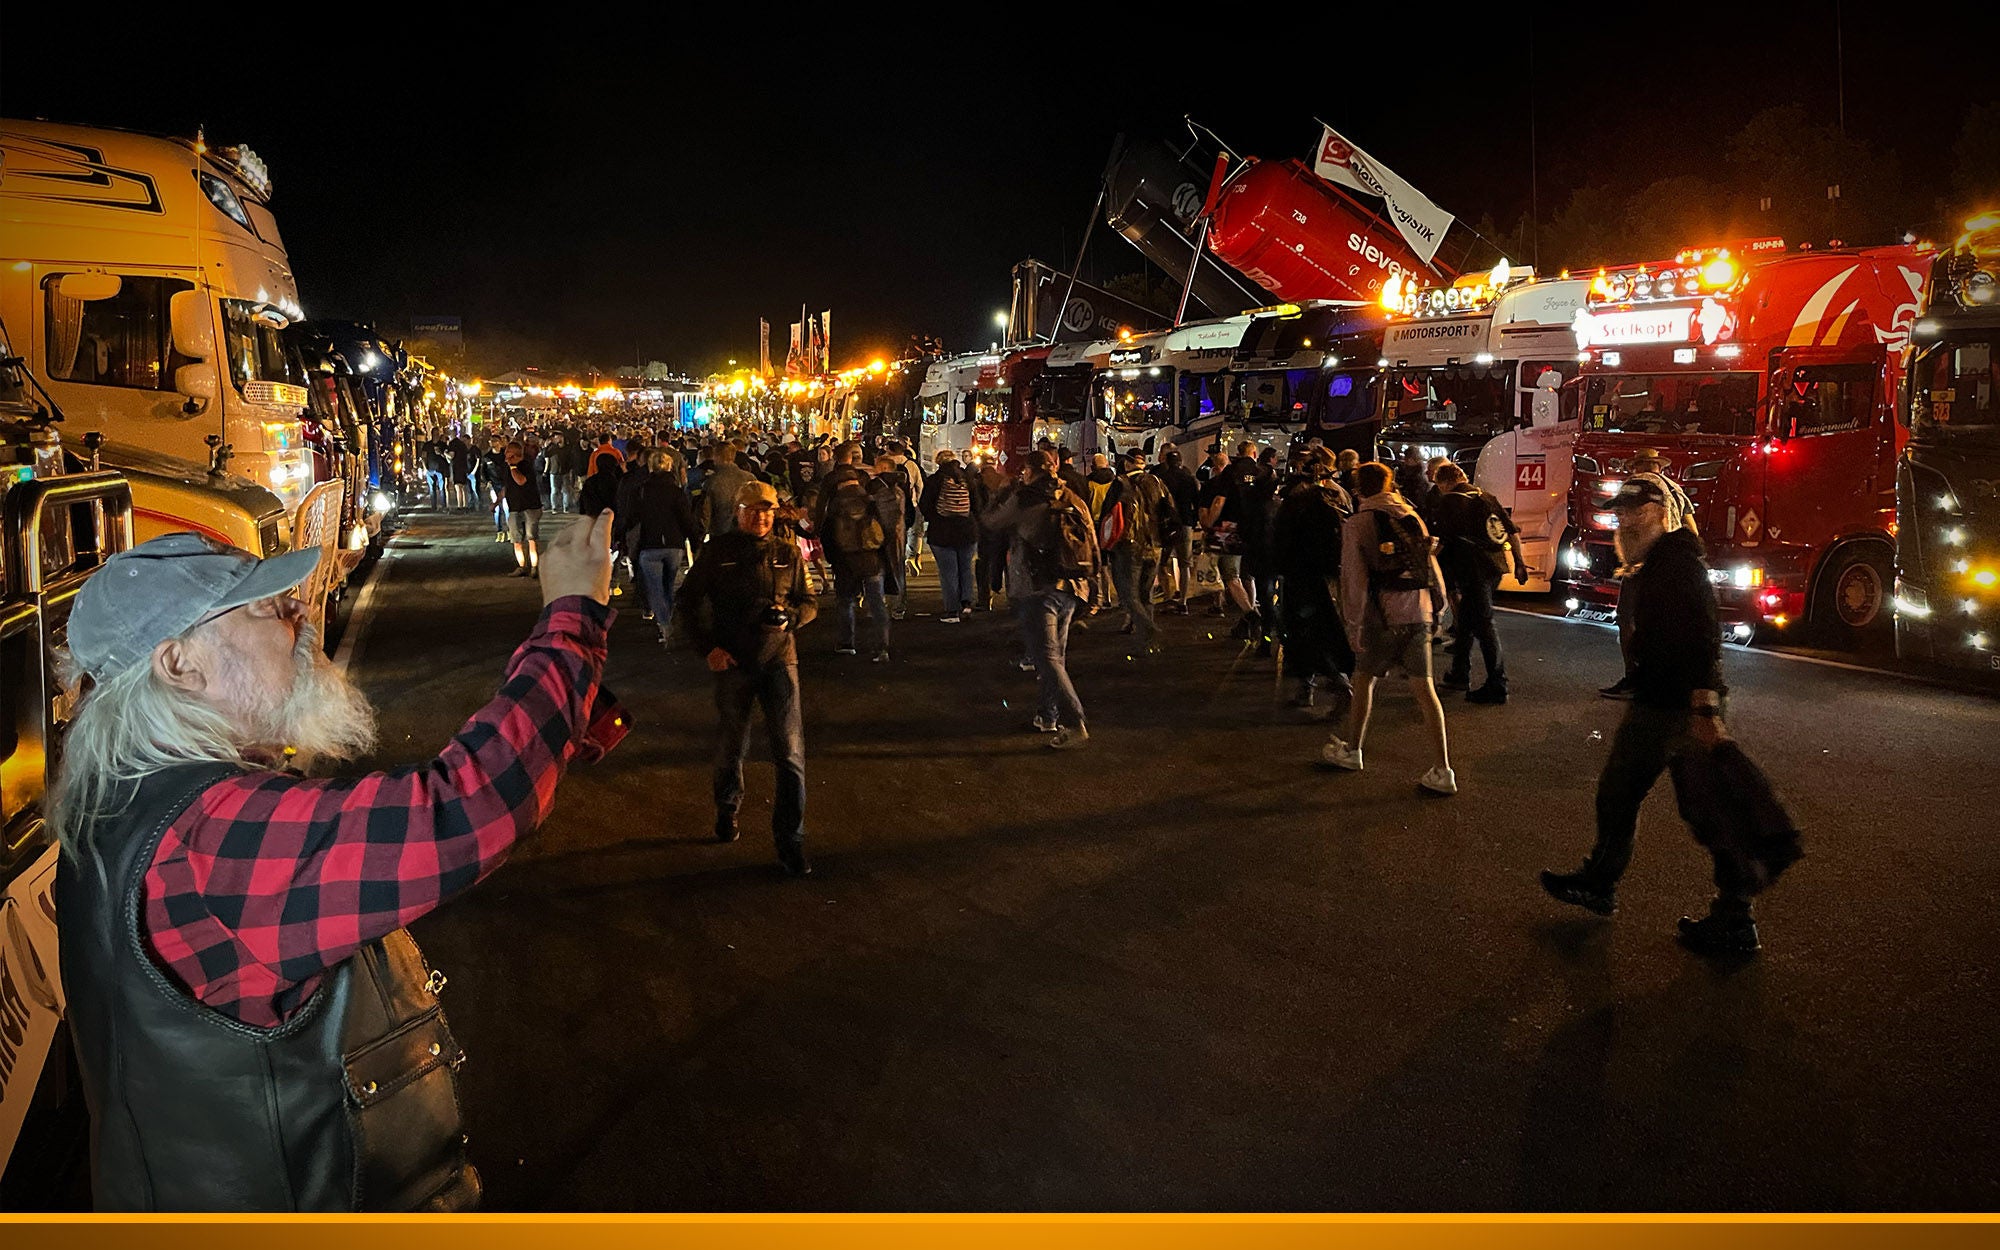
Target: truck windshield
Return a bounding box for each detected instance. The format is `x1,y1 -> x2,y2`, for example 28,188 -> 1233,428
1031,373 -> 1089,425
220,299 -> 306,391
1583,371 -> 1760,436
1314,369 -> 1380,429
1099,374 -> 1174,430
1910,334 -> 2000,445
1382,366 -> 1513,438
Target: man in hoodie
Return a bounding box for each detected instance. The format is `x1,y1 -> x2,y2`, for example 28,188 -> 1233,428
677,480 -> 818,877
813,443 -> 893,662
983,450 -> 1100,750
918,450 -> 979,622
1540,478 -> 1757,954
1319,461 -> 1457,796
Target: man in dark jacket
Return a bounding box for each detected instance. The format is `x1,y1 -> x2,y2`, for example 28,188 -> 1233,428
1273,447 -> 1354,708
1540,478 -> 1762,954
1151,448 -> 1199,614
631,448 -> 704,644
1429,463 -> 1528,704
919,450 -> 979,622
677,480 -> 818,876
812,443 -> 893,661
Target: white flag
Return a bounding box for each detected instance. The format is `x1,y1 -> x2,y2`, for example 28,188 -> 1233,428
1312,124 -> 1454,265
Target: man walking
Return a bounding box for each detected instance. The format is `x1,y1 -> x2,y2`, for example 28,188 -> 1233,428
49,516 -> 624,1210
984,450 -> 1099,749
1151,448 -> 1198,614
814,442 -> 893,662
631,447 -> 704,645
1541,478 -> 1768,954
1430,463 -> 1527,704
1273,447 -> 1354,710
1103,447 -> 1168,655
1600,447 -> 1698,698
1319,462 -> 1456,795
678,480 -> 818,877
697,441 -> 755,540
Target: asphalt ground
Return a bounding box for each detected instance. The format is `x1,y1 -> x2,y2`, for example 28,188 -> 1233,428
345,510 -> 2000,1211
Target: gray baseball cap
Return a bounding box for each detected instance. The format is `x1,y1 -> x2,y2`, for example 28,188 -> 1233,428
68,533 -> 323,681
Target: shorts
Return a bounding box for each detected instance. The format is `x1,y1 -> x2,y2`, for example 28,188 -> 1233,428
507,508 -> 543,544
1356,622 -> 1433,680
1215,554 -> 1245,583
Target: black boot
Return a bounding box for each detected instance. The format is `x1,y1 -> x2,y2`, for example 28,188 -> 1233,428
777,843 -> 814,878
1677,909 -> 1760,955
715,810 -> 740,843
1540,868 -> 1616,916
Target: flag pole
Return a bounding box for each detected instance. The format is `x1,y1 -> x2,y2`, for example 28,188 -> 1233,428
1175,152 -> 1233,328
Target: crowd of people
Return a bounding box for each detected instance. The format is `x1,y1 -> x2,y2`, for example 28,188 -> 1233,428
37,409 -> 1803,1210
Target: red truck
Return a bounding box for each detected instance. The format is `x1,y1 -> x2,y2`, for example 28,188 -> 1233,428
1563,240 -> 1929,645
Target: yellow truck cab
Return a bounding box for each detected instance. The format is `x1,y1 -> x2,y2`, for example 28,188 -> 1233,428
1,118 -> 306,556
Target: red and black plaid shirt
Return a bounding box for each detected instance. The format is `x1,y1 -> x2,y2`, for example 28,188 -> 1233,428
142,596 -> 627,1028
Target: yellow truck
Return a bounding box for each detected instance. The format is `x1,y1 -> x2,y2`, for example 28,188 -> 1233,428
1,118 -> 307,556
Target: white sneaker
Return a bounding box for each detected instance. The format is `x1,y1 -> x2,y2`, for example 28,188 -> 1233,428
1419,765 -> 1459,795
1320,737 -> 1363,771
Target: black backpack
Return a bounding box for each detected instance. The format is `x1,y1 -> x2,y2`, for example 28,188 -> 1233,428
1366,509 -> 1437,595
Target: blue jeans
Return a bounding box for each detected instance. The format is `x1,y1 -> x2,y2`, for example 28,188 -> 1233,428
1030,590 -> 1086,729
835,569 -> 889,652
934,542 -> 975,616
636,546 -> 685,638
713,663 -> 806,851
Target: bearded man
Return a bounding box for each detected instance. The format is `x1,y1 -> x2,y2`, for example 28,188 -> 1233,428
48,514 -> 624,1211
1539,478 -> 1759,954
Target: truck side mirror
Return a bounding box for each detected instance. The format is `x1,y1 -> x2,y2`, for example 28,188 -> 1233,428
57,272 -> 122,301
169,290 -> 210,361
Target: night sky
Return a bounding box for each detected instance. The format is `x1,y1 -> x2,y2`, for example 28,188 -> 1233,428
5,3 -> 1993,375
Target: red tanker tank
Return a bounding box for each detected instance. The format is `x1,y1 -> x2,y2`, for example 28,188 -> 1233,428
1207,158 -> 1451,304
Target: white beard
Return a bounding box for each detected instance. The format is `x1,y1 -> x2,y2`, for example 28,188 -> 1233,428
215,627 -> 379,767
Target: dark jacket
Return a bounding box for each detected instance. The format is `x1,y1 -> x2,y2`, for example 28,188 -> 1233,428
632,472 -> 703,551
1151,461 -> 1200,526
867,473 -> 909,594
1668,740 -> 1805,894
678,531 -> 817,671
983,475 -> 1100,602
1274,479 -> 1351,588
698,461 -> 755,537
1431,483 -> 1518,580
1626,527 -> 1727,710
612,466 -> 652,555
813,465 -> 887,579
918,463 -> 979,548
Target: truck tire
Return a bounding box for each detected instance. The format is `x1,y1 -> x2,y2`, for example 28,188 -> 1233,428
1814,544 -> 1893,647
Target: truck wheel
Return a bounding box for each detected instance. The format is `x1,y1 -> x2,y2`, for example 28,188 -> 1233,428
1815,545 -> 1892,646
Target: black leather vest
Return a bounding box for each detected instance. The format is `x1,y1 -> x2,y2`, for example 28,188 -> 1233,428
55,763 -> 481,1211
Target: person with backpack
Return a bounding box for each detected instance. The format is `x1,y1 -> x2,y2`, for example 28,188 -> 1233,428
972,455 -> 1011,612
812,442 -> 893,662
1430,462 -> 1527,704
1102,447 -> 1169,655
697,442 -> 755,540
1274,447 -> 1355,710
982,450 -> 1100,750
919,449 -> 979,623
1319,461 -> 1457,796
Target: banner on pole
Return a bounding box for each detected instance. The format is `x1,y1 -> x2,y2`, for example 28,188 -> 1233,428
818,310 -> 832,371
759,319 -> 771,375
1311,124 -> 1454,264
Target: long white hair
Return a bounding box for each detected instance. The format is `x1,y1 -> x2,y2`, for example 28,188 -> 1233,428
47,622 -> 377,858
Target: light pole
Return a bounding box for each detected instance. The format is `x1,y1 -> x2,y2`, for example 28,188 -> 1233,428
994,311 -> 1010,348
